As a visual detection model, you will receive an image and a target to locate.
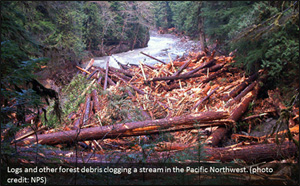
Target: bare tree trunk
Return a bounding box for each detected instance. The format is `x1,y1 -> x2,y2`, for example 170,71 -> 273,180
16,111 -> 228,146
197,2 -> 207,50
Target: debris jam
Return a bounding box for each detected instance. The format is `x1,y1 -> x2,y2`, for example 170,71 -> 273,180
14,49 -> 298,164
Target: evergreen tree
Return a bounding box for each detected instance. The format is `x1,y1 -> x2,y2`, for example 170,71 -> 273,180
152,1 -> 173,30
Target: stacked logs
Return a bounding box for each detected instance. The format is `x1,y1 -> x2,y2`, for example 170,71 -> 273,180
14,51 -> 298,163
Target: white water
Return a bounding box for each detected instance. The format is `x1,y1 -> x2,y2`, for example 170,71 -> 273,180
93,31 -> 199,69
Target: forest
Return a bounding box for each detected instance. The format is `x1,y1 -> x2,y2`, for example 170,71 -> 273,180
1,1 -> 299,185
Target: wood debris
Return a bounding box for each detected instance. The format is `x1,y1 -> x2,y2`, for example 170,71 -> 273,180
12,50 -> 299,164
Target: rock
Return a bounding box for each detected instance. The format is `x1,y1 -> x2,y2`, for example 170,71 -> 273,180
250,118 -> 288,137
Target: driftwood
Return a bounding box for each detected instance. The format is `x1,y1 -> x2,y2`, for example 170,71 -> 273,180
172,59 -> 192,77
111,70 -> 131,81
97,76 -> 102,85
143,63 -> 158,70
181,59 -> 216,77
80,94 -> 91,128
148,63 -> 225,82
231,125 -> 299,142
192,87 -> 219,110
201,66 -> 228,84
140,51 -> 166,64
91,89 -> 100,114
205,90 -> 257,146
87,69 -> 98,80
16,140 -> 297,164
88,98 -> 94,124
225,81 -> 257,108
129,84 -> 146,95
222,72 -> 258,101
76,66 -> 91,75
72,103 -> 85,130
109,66 -> 134,77
10,126 -> 47,144
83,58 -> 94,75
16,111 -> 228,146
154,140 -> 297,164
203,141 -> 297,163
98,67 -> 116,86
205,72 -> 266,147
104,58 -> 110,90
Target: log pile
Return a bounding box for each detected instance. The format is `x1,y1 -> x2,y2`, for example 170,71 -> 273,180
12,50 -> 299,164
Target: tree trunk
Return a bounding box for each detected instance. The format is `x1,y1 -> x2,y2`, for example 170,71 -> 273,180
205,90 -> 256,146
17,141 -> 297,164
91,89 -> 100,114
103,58 -> 110,90
205,72 -> 266,147
222,72 -> 258,101
16,111 -> 228,146
148,63 -> 225,82
140,52 -> 166,64
197,2 -> 207,50
204,141 -> 298,163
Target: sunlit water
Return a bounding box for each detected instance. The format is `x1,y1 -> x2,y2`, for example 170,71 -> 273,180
93,31 -> 198,69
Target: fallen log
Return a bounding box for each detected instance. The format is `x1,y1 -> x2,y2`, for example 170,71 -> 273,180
148,63 -> 225,82
113,70 -> 131,81
104,58 -> 110,90
121,119 -> 234,137
76,66 -> 91,75
129,84 -> 146,95
98,67 -> 116,86
72,103 -> 85,130
231,125 -> 299,142
91,89 -> 100,114
225,81 -> 257,108
87,69 -> 98,80
97,76 -> 102,85
10,126 -> 47,144
109,66 -> 134,77
140,51 -> 166,64
16,140 -> 297,164
205,90 -> 256,146
80,94 -> 91,127
16,111 -> 228,146
181,59 -> 216,77
204,141 -> 297,163
153,140 -> 298,163
200,66 -> 228,84
83,58 -> 94,75
143,63 -> 158,70
205,72 -> 267,147
88,98 -> 94,124
192,87 -> 219,110
110,72 -> 129,83
172,59 -> 192,77
222,72 -> 258,101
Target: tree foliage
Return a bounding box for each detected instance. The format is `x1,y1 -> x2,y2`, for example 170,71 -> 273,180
152,1 -> 299,95
1,1 -> 153,137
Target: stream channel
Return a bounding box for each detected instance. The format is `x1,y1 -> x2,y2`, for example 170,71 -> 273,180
93,31 -> 200,69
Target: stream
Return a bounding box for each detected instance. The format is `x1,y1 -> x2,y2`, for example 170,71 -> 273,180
93,31 -> 200,69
